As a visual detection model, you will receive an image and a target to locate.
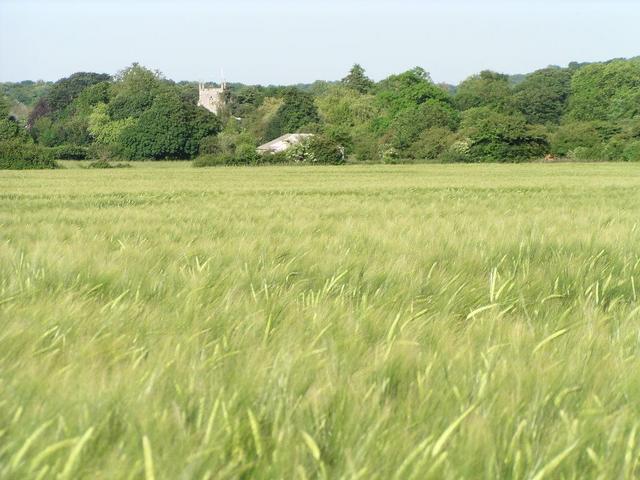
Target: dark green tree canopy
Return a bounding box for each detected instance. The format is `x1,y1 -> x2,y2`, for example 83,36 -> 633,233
455,70 -> 514,113
514,67 -> 572,124
342,64 -> 374,94
265,88 -> 320,140
46,72 -> 111,114
568,59 -> 640,121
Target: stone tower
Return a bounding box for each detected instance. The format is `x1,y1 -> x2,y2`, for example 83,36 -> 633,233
197,81 -> 226,115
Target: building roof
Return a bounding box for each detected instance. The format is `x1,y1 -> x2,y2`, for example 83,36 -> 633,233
257,133 -> 314,153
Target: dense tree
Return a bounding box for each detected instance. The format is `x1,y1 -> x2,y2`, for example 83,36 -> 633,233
568,59 -> 640,121
387,100 -> 459,149
316,85 -> 379,128
8,56 -> 640,166
342,64 -> 374,94
376,67 -> 450,116
514,67 -> 572,124
460,107 -> 548,161
118,92 -> 192,159
0,80 -> 51,107
265,88 -> 319,140
46,72 -> 111,114
455,71 -> 514,113
0,95 -> 10,118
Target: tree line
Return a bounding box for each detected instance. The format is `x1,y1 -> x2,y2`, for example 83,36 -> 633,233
1,56 -> 639,168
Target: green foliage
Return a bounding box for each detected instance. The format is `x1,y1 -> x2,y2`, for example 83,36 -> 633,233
308,135 -> 345,164
52,144 -> 89,160
193,153 -> 232,167
387,100 -> 459,150
88,103 -> 136,146
12,58 -> 640,165
0,139 -> 58,169
118,92 -> 194,159
316,85 -> 379,128
0,117 -> 25,141
455,71 -> 514,113
548,121 -> 603,156
514,67 -> 572,124
189,107 -> 223,152
341,64 -> 374,94
622,141 -> 640,161
0,80 -> 51,107
86,159 -> 131,168
460,107 -> 548,162
285,140 -> 316,163
198,135 -> 220,155
407,127 -> 458,160
376,67 -> 451,116
0,95 -> 10,118
568,59 -> 640,121
265,88 -> 319,140
46,72 -> 111,114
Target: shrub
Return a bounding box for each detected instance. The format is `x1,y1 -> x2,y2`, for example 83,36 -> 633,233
0,118 -> 23,141
235,143 -> 260,165
260,151 -> 288,164
567,146 -> 597,161
437,140 -> 471,163
193,153 -> 235,167
549,122 -> 603,156
52,144 -> 88,160
86,159 -> 131,169
408,127 -> 457,160
380,145 -> 400,164
460,107 -> 548,162
623,141 -> 640,162
198,135 -> 220,155
286,141 -> 316,163
0,140 -> 58,169
353,132 -> 380,162
308,135 -> 345,164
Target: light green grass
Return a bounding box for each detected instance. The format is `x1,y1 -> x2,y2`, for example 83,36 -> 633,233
1,163 -> 640,479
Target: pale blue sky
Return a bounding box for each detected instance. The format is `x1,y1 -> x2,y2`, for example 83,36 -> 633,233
1,0 -> 638,85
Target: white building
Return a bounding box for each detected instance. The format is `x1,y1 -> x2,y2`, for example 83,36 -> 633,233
257,133 -> 314,154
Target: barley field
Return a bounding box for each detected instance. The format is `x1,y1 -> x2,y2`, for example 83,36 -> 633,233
1,162 -> 640,479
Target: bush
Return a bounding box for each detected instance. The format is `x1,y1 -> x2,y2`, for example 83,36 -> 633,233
86,160 -> 131,169
87,143 -> 119,160
567,146 -> 600,161
460,107 -> 548,162
380,145 -> 400,164
0,140 -> 58,169
308,135 -> 345,164
623,141 -> 640,162
549,122 -> 603,156
352,132 -> 380,162
408,127 -> 457,160
260,151 -> 288,164
235,143 -> 260,165
52,144 -> 88,160
438,139 -> 471,163
193,153 -> 235,167
198,135 -> 220,155
286,141 -> 315,163
0,118 -> 23,141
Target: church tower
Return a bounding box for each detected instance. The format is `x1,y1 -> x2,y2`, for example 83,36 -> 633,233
197,81 -> 226,115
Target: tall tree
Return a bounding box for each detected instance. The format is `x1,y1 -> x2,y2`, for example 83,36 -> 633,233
568,58 -> 640,121
265,88 -> 319,140
455,70 -> 514,113
514,67 -> 572,124
342,64 -> 374,94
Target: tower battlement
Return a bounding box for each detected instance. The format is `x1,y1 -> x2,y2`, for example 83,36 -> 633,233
197,82 -> 226,115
